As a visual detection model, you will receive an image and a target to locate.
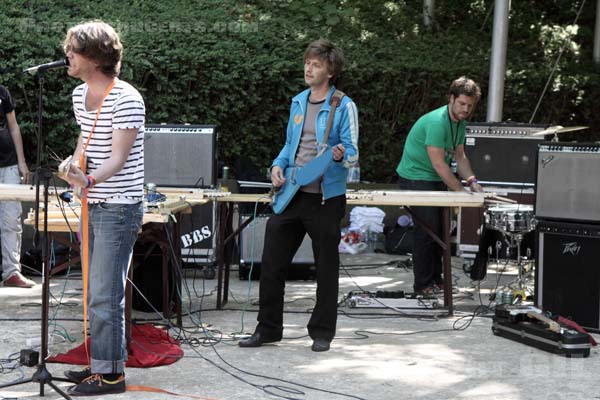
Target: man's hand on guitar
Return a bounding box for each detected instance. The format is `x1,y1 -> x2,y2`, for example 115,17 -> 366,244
66,164 -> 88,188
271,166 -> 286,188
332,143 -> 345,162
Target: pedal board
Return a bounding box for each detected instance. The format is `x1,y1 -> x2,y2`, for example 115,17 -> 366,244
492,305 -> 591,357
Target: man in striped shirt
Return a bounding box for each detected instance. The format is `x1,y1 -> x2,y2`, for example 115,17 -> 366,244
61,21 -> 144,396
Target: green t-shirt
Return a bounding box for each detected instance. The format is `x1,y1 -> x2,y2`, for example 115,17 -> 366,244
396,105 -> 466,181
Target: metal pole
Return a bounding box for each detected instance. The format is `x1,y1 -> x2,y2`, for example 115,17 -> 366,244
594,0 -> 600,65
423,0 -> 435,29
486,0 -> 510,122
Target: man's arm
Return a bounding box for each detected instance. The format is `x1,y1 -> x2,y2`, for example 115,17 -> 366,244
454,144 -> 483,192
337,100 -> 359,167
66,128 -> 138,188
426,146 -> 464,192
6,111 -> 30,184
72,133 -> 84,162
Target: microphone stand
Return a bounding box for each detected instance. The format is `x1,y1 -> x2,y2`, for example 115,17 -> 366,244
0,69 -> 72,398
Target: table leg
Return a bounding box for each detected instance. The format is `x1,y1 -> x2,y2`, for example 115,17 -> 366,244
442,207 -> 453,315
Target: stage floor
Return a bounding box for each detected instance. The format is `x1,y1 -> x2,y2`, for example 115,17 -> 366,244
0,252 -> 596,400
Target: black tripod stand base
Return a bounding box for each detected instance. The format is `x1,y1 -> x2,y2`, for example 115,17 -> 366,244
0,364 -> 73,399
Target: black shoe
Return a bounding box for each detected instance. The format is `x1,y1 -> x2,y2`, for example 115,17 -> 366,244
238,332 -> 280,348
67,373 -> 125,396
311,338 -> 331,352
64,367 -> 92,384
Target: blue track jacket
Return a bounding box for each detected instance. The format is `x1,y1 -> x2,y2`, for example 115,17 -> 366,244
272,86 -> 359,201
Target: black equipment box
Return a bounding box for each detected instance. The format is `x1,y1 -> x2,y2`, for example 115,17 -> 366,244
492,305 -> 591,358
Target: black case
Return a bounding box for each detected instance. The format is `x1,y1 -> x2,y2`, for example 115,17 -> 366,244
492,305 -> 591,358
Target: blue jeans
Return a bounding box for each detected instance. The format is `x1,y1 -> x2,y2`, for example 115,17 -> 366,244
84,202 -> 143,374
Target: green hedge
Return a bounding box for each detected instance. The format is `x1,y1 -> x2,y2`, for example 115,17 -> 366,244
1,0 -> 598,183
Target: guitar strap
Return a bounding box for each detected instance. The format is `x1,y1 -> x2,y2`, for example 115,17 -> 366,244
315,89 -> 345,195
318,89 -> 345,155
80,78 -> 117,364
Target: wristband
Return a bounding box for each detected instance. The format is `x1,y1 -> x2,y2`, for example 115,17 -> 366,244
86,175 -> 97,188
466,176 -> 477,186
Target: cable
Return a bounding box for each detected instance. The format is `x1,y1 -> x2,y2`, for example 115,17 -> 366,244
528,0 -> 587,123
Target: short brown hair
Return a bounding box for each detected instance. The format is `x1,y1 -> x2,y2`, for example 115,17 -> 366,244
304,39 -> 345,85
449,76 -> 481,101
63,21 -> 122,77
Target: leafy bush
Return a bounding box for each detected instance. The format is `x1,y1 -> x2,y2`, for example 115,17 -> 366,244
1,0 -> 598,182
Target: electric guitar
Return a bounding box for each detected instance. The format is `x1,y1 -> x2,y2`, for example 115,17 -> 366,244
58,155 -> 86,199
271,147 -> 334,214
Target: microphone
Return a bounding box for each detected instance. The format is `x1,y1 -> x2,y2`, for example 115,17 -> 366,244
23,59 -> 69,75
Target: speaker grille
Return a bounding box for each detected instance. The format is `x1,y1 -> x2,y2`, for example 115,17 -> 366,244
535,143 -> 600,222
144,124 -> 217,187
536,220 -> 600,331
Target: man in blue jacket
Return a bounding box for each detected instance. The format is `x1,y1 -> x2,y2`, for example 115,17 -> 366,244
239,39 -> 358,352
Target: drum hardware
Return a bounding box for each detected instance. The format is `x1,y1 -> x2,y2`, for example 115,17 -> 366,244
485,204 -> 536,297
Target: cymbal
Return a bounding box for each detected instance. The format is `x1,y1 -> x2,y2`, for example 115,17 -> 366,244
530,125 -> 589,136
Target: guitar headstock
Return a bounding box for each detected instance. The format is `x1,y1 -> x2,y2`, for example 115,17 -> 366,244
57,155 -> 73,180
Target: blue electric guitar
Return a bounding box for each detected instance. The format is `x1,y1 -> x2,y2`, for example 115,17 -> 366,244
271,90 -> 345,214
271,147 -> 334,214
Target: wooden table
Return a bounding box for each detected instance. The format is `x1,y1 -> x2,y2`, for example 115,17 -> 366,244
213,190 -> 489,315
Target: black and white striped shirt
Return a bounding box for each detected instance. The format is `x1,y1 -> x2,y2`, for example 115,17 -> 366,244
72,80 -> 145,203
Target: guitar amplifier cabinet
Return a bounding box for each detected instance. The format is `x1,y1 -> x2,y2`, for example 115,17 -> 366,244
464,122 -> 551,187
144,124 -> 217,188
536,219 -> 600,332
535,143 -> 600,222
238,215 -> 315,280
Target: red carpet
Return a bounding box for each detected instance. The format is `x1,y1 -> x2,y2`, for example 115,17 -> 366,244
48,324 -> 183,368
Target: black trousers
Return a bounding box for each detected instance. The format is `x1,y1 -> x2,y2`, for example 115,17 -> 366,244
256,191 -> 346,341
398,177 -> 446,291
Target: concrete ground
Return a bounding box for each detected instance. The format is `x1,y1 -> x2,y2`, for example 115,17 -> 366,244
0,252 -> 598,400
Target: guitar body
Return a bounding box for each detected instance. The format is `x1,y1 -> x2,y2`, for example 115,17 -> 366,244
271,148 -> 333,214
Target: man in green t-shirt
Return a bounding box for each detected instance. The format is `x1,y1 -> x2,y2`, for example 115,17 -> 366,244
396,76 -> 483,294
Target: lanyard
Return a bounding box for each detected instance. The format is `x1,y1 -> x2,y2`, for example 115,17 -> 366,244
447,105 -> 458,149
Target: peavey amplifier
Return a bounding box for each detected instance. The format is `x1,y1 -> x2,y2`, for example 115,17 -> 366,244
464,122 -> 551,187
144,124 -> 217,188
535,142 -> 600,222
536,220 -> 600,332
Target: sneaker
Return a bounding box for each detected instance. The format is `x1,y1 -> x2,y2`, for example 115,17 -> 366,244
64,367 -> 92,384
415,286 -> 436,296
432,283 -> 444,293
3,272 -> 36,288
67,373 -> 125,396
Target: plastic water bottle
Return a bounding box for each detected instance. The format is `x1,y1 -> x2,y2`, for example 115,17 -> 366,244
347,165 -> 360,183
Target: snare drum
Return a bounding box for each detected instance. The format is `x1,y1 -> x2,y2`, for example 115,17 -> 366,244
485,204 -> 535,233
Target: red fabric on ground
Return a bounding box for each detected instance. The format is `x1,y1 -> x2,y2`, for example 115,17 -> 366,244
48,324 -> 183,368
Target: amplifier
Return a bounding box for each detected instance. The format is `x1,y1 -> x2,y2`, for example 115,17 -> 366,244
536,219 -> 600,332
144,124 -> 217,187
239,215 -> 314,264
238,215 -> 315,280
535,142 -> 600,222
464,122 -> 551,187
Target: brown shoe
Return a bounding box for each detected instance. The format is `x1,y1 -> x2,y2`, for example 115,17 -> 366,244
3,272 -> 36,288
